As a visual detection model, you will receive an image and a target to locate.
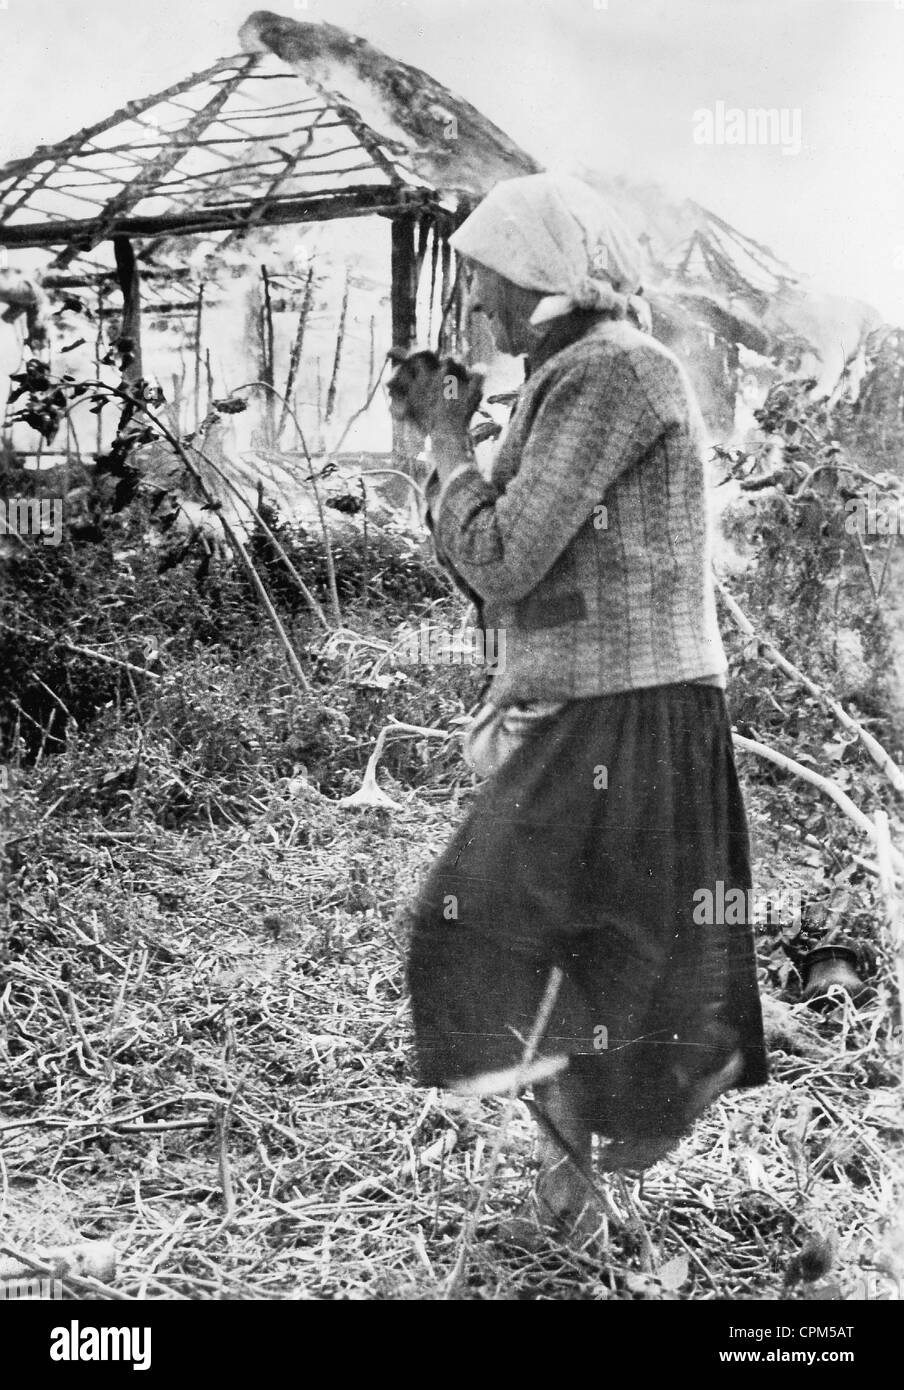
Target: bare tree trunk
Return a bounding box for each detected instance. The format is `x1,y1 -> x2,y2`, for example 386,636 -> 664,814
260,264 -> 276,447
94,285 -> 105,451
192,283 -> 205,431
278,262 -> 314,443
324,270 -> 350,428
367,313 -> 376,394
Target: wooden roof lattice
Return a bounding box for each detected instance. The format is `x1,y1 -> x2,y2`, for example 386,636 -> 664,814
0,48 -> 452,267
661,202 -> 799,312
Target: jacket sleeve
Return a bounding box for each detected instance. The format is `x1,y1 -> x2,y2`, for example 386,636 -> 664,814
422,464 -> 485,612
429,348 -> 679,607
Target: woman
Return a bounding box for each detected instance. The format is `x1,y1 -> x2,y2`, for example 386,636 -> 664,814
393,174 -> 768,1239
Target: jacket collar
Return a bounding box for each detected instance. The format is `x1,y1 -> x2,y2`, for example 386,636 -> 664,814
525,309 -> 623,373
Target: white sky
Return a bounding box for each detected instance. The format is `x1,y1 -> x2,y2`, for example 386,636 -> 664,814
1,0 -> 903,322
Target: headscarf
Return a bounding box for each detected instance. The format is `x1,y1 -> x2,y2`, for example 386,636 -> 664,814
449,173 -> 651,331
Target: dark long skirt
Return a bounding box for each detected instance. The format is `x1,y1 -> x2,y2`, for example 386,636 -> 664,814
407,683 -> 768,1154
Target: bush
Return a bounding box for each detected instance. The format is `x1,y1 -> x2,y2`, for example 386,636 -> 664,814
248,499 -> 452,612
1,456 -> 481,814
715,377 -> 904,745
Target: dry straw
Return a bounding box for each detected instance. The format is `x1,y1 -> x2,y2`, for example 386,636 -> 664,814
2,758 -> 901,1300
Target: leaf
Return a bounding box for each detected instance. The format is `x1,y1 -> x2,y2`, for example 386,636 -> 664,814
745,1151 -> 767,1188
658,1254 -> 689,1291
800,1281 -> 843,1300
864,1089 -> 904,1130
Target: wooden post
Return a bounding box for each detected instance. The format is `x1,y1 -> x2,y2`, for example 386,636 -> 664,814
438,231 -> 455,355
390,213 -> 418,351
390,213 -> 419,463
426,222 -> 439,346
113,234 -> 142,387
415,214 -> 430,288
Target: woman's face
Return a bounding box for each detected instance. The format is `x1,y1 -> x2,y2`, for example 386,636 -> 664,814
466,262 -> 541,357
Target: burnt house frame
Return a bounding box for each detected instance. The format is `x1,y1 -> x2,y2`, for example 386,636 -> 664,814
0,21 -> 540,444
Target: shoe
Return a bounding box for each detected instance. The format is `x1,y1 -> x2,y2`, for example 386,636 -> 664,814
494,1196 -> 608,1252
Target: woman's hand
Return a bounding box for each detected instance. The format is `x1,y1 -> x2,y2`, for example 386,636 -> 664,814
386,348 -> 485,444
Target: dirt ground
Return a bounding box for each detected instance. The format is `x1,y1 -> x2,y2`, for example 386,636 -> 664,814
2,754 -> 901,1302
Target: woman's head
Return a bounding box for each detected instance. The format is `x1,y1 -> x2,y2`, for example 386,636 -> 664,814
465,264 -> 544,356
451,173 -> 648,354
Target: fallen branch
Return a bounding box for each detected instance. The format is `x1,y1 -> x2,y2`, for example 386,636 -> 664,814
732,731 -> 904,877
112,1118 -> 212,1134
216,1097 -> 238,1226
874,810 -> 904,1088
0,619 -> 160,681
716,577 -> 904,799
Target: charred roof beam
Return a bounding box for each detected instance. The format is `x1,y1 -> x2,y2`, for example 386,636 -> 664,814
50,55 -> 262,269
0,185 -> 444,250
0,54 -> 252,228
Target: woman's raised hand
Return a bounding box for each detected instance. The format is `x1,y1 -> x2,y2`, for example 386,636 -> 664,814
386,348 -> 485,442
